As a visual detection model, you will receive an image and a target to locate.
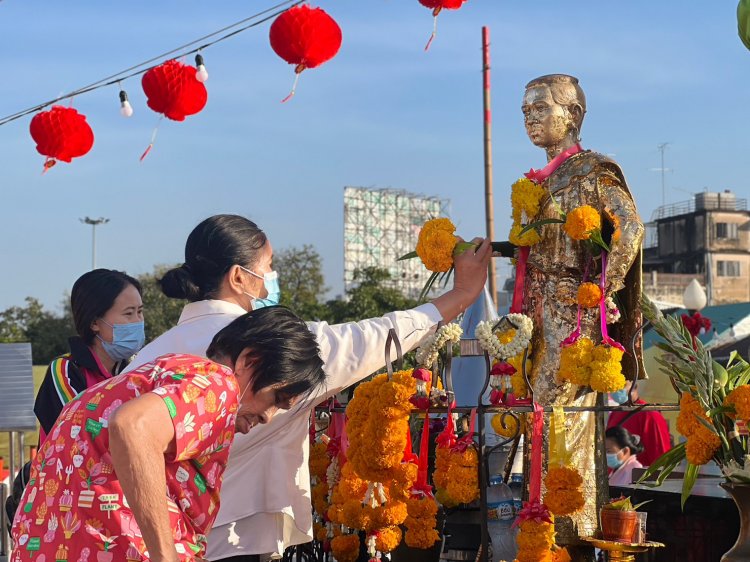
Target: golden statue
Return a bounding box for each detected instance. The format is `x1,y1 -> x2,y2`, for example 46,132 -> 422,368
519,74 -> 644,560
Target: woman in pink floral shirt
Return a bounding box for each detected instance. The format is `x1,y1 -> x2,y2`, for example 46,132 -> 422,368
11,306 -> 325,562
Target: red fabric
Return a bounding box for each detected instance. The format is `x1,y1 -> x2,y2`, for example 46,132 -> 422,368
29,106 -> 94,163
418,0 -> 467,10
269,5 -> 342,71
142,60 -> 208,121
607,399 -> 672,467
11,354 -> 239,562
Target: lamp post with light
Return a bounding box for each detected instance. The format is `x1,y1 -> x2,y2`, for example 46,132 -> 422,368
80,216 -> 109,270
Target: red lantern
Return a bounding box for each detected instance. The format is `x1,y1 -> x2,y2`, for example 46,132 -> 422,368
29,105 -> 94,170
141,60 -> 207,121
418,0 -> 468,50
269,5 -> 342,101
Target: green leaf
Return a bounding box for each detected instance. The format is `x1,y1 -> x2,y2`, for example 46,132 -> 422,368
681,463 -> 700,510
518,218 -> 565,236
398,251 -> 419,261
637,442 -> 686,487
589,229 -> 611,253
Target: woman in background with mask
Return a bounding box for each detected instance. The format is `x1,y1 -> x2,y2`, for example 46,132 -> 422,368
605,425 -> 644,486
130,213 -> 491,562
35,269 -> 144,443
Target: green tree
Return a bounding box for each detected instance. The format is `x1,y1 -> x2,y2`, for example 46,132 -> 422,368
325,267 -> 418,324
137,265 -> 186,343
276,245 -> 329,321
0,297 -> 74,364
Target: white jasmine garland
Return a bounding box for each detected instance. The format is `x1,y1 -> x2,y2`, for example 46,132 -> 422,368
606,296 -> 621,324
475,314 -> 533,360
415,323 -> 463,368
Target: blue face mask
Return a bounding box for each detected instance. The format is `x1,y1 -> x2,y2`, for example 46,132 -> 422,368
98,320 -> 146,362
610,389 -> 629,405
607,452 -> 624,470
240,267 -> 281,310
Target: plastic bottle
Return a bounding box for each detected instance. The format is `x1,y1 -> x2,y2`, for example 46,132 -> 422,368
487,475 -> 518,562
509,473 -> 524,517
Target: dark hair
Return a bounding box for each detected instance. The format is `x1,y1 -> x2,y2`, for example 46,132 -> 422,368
206,306 -> 326,398
159,214 -> 268,302
71,269 -> 142,345
605,426 -> 644,455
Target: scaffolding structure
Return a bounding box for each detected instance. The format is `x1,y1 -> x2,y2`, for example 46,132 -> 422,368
343,186 -> 450,299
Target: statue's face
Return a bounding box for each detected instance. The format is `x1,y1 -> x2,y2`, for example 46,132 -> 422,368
522,85 -> 572,148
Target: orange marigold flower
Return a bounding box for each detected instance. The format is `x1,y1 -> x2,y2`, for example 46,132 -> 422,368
404,526 -> 440,549
563,205 -> 601,240
604,208 -> 622,243
677,394 -> 710,438
374,525 -> 402,553
416,218 -> 457,272
576,282 -> 602,308
545,466 -> 583,490
543,488 -> 585,516
686,432 -> 721,466
725,385 -> 750,421
331,534 -> 359,562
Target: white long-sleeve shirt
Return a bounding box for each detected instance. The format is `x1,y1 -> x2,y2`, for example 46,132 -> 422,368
127,299 -> 443,559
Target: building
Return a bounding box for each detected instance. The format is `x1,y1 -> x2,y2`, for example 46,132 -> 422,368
643,190 -> 750,306
343,186 -> 450,300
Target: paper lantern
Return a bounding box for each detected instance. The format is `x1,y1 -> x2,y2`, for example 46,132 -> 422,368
29,105 -> 94,169
269,5 -> 342,100
141,60 -> 207,121
418,0 -> 468,50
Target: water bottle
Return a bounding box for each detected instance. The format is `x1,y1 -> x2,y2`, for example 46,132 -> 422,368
487,475 -> 517,562
509,473 -> 524,517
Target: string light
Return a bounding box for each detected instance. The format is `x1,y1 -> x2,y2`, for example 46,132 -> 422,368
0,0 -> 304,127
119,90 -> 133,117
195,53 -> 209,82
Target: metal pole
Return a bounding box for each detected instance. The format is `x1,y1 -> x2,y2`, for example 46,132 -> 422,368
92,222 -> 97,270
482,26 -> 497,308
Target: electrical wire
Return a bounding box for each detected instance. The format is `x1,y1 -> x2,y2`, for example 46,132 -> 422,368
0,0 -> 303,127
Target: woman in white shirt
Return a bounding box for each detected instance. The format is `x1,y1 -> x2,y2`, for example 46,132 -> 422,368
128,214 -> 492,562
606,425 -> 645,487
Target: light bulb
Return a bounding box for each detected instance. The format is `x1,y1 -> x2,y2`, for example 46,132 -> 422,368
195,53 -> 208,83
119,90 -> 133,118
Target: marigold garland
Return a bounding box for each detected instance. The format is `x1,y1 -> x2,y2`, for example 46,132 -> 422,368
558,338 -> 625,392
515,517 -> 556,562
576,282 -> 602,308
543,466 -> 584,516
725,385 -> 750,421
416,218 -> 457,272
563,205 -> 601,240
434,444 -> 479,507
509,177 -> 546,246
404,496 -> 440,549
558,337 -> 594,386
330,534 -> 359,562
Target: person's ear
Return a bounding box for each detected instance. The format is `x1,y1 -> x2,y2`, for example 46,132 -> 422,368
570,104 -> 584,129
226,265 -> 247,296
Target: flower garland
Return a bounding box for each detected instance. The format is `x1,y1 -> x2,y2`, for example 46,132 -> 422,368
433,413 -> 479,507
509,177 -> 546,246
605,296 -> 621,324
677,393 -> 721,465
415,323 -> 463,369
404,496 -> 440,548
543,465 -> 584,516
558,337 -> 625,392
514,503 -> 556,562
475,314 -> 533,360
330,534 -> 359,562
415,217 -> 458,272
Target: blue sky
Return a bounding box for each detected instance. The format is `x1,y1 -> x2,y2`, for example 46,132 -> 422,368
1,1 -> 747,312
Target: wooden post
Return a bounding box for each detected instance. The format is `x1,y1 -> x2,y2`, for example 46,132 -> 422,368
482,26 -> 497,308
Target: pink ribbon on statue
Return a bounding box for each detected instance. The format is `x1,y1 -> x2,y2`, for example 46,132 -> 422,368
599,252 -> 626,352
513,499 -> 554,528
524,143 -> 583,183
528,402 -> 544,503
451,408 -> 477,453
510,246 -> 530,314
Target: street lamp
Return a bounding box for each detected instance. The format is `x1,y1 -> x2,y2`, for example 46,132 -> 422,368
80,216 -> 109,270
682,278 -> 707,313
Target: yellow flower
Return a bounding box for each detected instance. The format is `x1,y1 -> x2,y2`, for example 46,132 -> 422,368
558,337 -> 594,386
516,518 -> 556,562
563,205 -> 601,240
589,345 -> 625,393
416,218 -> 457,272
725,385 -> 750,421
509,223 -> 542,247
545,465 -> 583,490
576,282 -> 602,308
511,178 -> 547,222
544,466 -> 584,516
